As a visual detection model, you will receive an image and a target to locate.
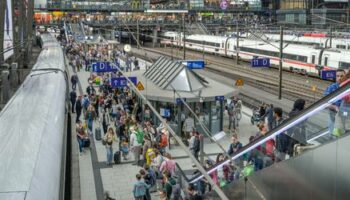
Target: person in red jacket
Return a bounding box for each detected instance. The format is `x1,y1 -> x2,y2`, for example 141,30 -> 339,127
260,124 -> 275,168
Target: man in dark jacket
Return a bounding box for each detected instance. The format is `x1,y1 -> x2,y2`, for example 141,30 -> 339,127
75,96 -> 83,123
70,74 -> 78,90
70,89 -> 77,113
261,104 -> 274,131
273,107 -> 290,162
288,99 -> 306,155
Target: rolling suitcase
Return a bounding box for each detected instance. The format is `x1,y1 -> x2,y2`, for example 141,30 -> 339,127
95,127 -> 102,141
114,151 -> 121,164
84,138 -> 91,148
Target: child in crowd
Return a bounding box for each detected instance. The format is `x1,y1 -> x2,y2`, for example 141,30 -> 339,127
120,138 -> 129,160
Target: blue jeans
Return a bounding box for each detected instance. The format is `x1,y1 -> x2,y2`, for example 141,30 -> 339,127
77,137 -> 85,153
329,110 -> 336,135
106,146 -> 113,164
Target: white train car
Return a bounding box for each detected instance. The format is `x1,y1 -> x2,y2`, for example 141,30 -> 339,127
265,33 -> 350,51
161,31 -> 350,75
0,34 -> 69,200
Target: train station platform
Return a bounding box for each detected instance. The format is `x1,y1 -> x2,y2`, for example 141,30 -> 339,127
67,58 -> 261,200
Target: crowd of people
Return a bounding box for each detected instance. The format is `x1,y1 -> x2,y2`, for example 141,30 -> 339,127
63,34 -> 207,200
60,28 -> 350,199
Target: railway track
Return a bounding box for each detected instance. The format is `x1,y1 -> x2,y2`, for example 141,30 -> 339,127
127,46 -> 328,141
136,46 -> 330,104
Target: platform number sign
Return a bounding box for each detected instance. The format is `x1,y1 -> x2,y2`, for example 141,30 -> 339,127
320,70 -> 336,80
251,58 -> 270,68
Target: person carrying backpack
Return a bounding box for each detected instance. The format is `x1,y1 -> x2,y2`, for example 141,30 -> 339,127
133,174 -> 150,200
130,126 -> 142,165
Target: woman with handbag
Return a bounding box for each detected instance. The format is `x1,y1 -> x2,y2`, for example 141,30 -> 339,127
103,127 -> 117,165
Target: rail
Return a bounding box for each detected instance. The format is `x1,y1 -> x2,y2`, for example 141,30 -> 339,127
189,80 -> 350,184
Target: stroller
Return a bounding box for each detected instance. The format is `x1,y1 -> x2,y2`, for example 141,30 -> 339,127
250,108 -> 261,125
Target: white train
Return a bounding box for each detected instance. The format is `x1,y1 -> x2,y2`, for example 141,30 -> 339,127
0,34 -> 69,200
265,33 -> 350,51
161,31 -> 350,75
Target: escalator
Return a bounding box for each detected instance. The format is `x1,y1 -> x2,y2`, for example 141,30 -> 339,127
188,81 -> 350,199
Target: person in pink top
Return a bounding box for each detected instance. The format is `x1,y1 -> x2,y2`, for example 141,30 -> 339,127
159,153 -> 176,176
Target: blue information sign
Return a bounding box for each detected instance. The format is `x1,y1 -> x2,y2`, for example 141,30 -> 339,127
251,58 -> 270,68
321,70 -> 336,80
182,60 -> 205,70
92,61 -> 120,73
111,77 -> 137,88
176,98 -> 186,104
160,108 -> 171,117
215,96 -> 225,101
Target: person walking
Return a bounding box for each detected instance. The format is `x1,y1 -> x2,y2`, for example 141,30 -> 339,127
130,126 -> 142,165
183,115 -> 195,139
71,74 -> 78,90
70,89 -> 77,113
103,127 -> 117,165
75,96 -> 83,123
133,174 -> 150,200
189,130 -> 201,167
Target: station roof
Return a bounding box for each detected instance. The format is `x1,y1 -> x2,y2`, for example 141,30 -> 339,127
129,57 -> 238,102
144,56 -> 206,92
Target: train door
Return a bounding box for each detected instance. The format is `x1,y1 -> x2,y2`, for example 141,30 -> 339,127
176,34 -> 180,46
323,54 -> 329,67
310,53 -> 317,74
227,41 -> 231,57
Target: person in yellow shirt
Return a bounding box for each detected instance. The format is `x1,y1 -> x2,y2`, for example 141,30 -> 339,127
145,144 -> 157,166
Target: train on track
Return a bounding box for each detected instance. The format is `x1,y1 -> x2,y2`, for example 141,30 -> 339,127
0,34 -> 69,200
161,31 -> 350,75
264,33 -> 350,51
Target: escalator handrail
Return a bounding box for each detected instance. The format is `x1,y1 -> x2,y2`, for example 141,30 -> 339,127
189,81 -> 350,183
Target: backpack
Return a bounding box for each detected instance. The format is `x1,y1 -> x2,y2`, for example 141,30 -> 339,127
159,133 -> 168,148
83,98 -> 90,109
135,131 -> 144,144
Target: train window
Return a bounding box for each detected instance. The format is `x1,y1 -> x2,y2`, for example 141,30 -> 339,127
324,57 -> 328,66
339,62 -> 350,69
348,45 -> 350,50
298,56 -> 307,62
311,55 -> 315,64
336,45 -> 346,49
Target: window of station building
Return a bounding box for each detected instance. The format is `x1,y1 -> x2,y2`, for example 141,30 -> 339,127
280,0 -> 306,9
339,62 -> 350,69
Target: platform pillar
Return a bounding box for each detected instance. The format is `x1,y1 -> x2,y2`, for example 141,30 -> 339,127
152,29 -> 157,48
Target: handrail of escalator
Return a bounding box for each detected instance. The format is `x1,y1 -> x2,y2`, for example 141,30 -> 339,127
189,81 -> 350,183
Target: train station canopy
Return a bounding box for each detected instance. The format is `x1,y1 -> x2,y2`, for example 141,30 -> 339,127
129,57 -> 238,102
144,56 -> 206,92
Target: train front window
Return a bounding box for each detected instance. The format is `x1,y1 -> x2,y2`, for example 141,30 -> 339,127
339,62 -> 350,69
324,57 -> 328,66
